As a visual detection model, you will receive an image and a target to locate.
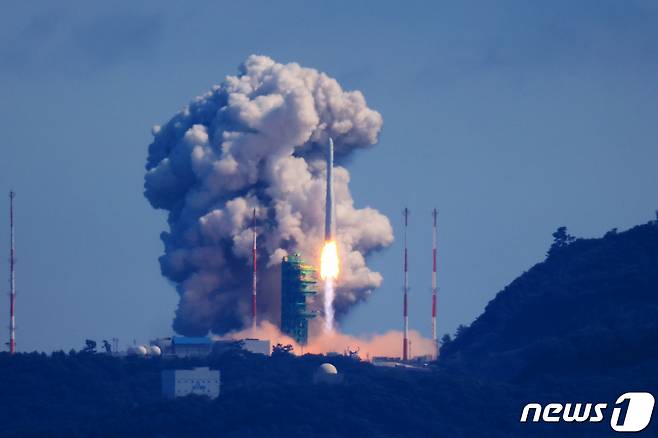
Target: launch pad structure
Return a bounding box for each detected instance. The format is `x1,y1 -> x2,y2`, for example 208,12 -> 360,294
281,253 -> 317,345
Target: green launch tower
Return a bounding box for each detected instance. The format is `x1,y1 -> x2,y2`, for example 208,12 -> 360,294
281,253 -> 317,345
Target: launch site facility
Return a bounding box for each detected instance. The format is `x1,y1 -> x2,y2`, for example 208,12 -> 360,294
4,138 -> 442,365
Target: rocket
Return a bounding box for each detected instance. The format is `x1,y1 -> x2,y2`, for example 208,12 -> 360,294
321,138 -> 339,330
321,138 -> 340,282
325,138 -> 335,241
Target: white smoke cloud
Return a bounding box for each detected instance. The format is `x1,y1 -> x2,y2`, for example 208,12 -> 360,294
144,55 -> 393,336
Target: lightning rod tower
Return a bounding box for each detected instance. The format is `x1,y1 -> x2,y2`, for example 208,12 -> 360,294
9,191 -> 16,354
402,208 -> 409,361
431,208 -> 438,360
251,208 -> 257,331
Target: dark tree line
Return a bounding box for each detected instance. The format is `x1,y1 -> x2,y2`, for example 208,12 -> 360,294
2,220 -> 658,437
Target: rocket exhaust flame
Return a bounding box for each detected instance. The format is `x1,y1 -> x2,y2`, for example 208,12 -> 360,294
323,278 -> 336,333
320,240 -> 339,332
320,241 -> 339,280
322,138 -> 339,332
321,240 -> 339,332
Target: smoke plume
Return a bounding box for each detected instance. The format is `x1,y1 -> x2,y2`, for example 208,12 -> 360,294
144,55 -> 393,336
221,322 -> 436,359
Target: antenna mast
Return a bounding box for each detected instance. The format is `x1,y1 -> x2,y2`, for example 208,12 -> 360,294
251,208 -> 257,331
432,208 -> 438,359
9,191 -> 16,354
403,208 -> 409,361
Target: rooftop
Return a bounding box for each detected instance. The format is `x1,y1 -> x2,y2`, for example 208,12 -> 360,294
172,336 -> 212,345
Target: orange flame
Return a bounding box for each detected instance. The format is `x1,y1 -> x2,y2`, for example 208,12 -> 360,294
320,240 -> 339,280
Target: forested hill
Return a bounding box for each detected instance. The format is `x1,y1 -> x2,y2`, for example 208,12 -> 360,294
1,220 -> 657,437
440,219 -> 658,381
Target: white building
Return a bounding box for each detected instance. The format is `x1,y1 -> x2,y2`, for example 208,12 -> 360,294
170,336 -> 214,357
241,338 -> 271,355
161,367 -> 220,399
151,336 -> 271,358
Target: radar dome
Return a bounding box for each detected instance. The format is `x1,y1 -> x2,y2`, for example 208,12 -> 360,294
319,363 -> 338,374
313,363 -> 342,384
149,345 -> 162,356
128,345 -> 148,356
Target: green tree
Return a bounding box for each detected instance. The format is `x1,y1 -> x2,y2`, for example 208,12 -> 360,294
440,334 -> 452,347
548,226 -> 575,256
454,324 -> 468,339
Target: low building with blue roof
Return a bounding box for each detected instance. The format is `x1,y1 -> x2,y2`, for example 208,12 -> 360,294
171,336 -> 213,357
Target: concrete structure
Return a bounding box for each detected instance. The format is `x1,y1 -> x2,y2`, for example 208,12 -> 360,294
371,355 -> 432,370
212,338 -> 270,356
162,367 -> 220,399
171,336 -> 213,357
212,339 -> 243,355
281,253 -> 317,345
151,336 -> 270,357
372,356 -> 400,366
313,363 -> 342,384
150,337 -> 172,355
241,338 -> 270,355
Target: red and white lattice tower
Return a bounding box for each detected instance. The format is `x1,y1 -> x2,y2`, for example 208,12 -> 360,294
431,208 -> 438,359
9,191 -> 16,354
251,208 -> 257,331
402,208 -> 409,361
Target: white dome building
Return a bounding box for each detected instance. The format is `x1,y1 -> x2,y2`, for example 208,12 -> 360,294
127,345 -> 148,357
313,363 -> 342,384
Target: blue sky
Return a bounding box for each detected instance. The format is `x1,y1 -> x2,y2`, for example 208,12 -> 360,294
1,0 -> 657,352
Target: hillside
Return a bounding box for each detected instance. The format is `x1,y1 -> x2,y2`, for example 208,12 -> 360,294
1,220 -> 657,437
440,220 -> 658,382
0,350 -> 527,438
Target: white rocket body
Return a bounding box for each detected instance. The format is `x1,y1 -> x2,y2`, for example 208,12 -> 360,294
325,138 -> 335,241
